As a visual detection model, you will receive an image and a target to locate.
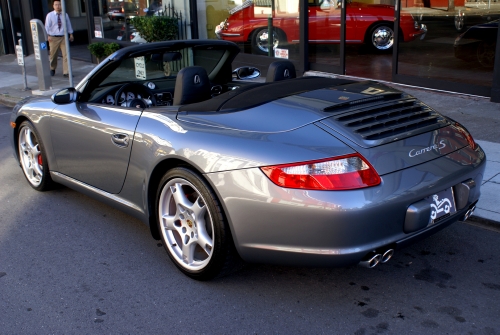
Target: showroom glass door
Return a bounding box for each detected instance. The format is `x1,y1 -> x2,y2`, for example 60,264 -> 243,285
206,0 -> 304,75
394,0 -> 498,96
343,0 -> 397,81
308,0 -> 343,74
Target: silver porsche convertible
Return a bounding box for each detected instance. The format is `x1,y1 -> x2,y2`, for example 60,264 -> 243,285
10,40 -> 485,280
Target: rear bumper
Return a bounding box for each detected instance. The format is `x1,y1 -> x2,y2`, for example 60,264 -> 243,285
207,144 -> 486,267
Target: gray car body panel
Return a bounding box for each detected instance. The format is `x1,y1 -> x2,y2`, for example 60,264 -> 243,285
49,102 -> 142,194
9,40 -> 487,268
207,146 -> 485,266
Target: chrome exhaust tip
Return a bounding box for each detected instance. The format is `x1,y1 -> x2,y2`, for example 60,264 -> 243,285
380,249 -> 394,263
464,205 -> 476,221
359,254 -> 382,268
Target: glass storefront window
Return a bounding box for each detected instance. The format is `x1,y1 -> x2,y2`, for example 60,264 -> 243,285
212,0 -> 302,61
397,0 -> 497,88
308,0 -> 341,69
93,0 -> 168,42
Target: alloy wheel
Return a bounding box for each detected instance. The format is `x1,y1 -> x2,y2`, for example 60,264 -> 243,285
158,177 -> 215,271
18,125 -> 44,187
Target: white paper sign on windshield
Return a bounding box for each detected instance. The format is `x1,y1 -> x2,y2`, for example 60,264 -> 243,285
134,56 -> 146,80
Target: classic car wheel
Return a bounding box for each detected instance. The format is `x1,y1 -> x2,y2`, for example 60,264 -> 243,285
368,24 -> 394,51
17,121 -> 53,191
156,168 -> 237,280
454,12 -> 465,32
251,28 -> 284,55
477,41 -> 496,68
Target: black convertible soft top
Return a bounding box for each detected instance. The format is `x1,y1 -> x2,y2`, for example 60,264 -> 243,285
179,77 -> 356,113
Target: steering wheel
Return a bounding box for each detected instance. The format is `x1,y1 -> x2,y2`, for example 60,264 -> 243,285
114,83 -> 157,108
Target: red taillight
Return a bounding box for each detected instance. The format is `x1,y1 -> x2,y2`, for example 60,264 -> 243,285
454,122 -> 477,150
260,154 -> 381,191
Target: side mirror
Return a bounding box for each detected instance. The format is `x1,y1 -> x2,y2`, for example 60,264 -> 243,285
232,66 -> 261,80
51,88 -> 78,104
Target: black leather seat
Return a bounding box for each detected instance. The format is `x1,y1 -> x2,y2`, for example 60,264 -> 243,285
265,60 -> 297,82
173,66 -> 211,105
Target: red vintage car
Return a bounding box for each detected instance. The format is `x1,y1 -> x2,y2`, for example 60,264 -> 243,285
215,0 -> 427,54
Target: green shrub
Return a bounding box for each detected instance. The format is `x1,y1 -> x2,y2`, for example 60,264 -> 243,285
88,42 -> 106,59
131,16 -> 178,42
88,42 -> 121,62
104,42 -> 120,57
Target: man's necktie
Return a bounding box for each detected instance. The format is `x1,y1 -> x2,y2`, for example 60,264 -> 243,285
57,13 -> 61,31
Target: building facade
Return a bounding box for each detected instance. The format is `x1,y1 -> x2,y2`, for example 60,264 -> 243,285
1,0 -> 499,101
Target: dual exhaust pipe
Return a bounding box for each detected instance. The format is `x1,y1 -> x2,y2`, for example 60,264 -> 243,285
359,249 -> 394,268
463,205 -> 476,221
359,203 -> 476,269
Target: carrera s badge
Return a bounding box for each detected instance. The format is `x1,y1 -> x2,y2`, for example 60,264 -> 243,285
409,140 -> 446,158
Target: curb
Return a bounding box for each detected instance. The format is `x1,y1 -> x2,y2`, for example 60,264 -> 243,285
0,94 -> 23,108
467,215 -> 500,229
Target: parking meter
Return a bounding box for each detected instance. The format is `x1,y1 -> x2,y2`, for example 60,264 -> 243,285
30,19 -> 52,90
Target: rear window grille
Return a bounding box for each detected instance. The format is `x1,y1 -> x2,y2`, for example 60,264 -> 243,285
333,98 -> 445,141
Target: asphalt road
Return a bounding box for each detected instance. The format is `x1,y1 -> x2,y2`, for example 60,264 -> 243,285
1,105 -> 500,334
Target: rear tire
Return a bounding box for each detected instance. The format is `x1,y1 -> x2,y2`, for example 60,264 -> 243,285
367,23 -> 394,52
17,121 -> 54,191
156,167 -> 241,280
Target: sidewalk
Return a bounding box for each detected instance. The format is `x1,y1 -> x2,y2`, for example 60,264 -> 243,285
0,53 -> 499,228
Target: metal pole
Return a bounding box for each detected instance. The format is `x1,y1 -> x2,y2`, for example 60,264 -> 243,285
61,0 -> 74,86
267,16 -> 273,57
267,0 -> 275,57
7,0 -> 16,54
19,39 -> 30,90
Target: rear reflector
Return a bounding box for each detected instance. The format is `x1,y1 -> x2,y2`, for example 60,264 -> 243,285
261,153 -> 381,190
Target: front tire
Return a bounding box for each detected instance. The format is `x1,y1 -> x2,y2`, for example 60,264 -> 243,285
17,121 -> 53,191
156,168 -> 238,280
251,27 -> 285,55
477,41 -> 496,68
367,23 -> 394,52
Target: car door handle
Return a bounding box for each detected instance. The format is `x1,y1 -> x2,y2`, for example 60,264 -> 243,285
111,133 -> 129,148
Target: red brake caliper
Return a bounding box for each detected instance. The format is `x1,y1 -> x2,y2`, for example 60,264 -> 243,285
38,154 -> 43,166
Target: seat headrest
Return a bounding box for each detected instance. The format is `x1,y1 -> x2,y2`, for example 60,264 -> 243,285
266,60 -> 297,82
173,66 -> 211,105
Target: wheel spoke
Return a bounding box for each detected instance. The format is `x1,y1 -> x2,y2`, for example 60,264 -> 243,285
161,214 -> 177,230
33,160 -> 43,177
182,240 -> 196,264
191,196 -> 206,222
20,129 -> 30,152
171,183 -> 193,209
27,165 -> 34,178
25,128 -> 37,151
197,226 -> 213,255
